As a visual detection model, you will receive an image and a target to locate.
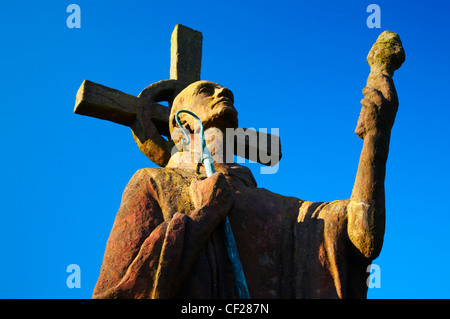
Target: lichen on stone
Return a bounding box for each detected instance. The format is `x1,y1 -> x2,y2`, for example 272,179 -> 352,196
366,31 -> 405,75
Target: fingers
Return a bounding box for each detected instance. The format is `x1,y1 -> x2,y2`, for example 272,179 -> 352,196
189,172 -> 233,211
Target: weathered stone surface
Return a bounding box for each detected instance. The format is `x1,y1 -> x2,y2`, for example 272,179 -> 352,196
170,24 -> 203,85
93,161 -> 359,298
90,29 -> 405,299
349,31 -> 404,259
74,80 -> 138,126
137,79 -> 182,137
356,31 -> 404,140
74,79 -> 173,167
366,30 -> 405,76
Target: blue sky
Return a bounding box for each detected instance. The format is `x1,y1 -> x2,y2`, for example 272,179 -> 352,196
0,1 -> 449,299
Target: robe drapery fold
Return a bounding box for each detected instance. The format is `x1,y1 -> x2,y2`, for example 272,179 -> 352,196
93,162 -> 373,299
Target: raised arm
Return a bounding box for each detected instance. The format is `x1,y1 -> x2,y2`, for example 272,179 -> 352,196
347,31 -> 405,259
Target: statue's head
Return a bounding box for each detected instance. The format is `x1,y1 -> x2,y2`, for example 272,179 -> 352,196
169,80 -> 238,145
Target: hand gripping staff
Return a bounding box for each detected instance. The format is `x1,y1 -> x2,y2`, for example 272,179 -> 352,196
175,110 -> 250,299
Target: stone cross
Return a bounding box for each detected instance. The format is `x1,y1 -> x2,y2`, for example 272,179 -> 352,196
74,24 -> 281,168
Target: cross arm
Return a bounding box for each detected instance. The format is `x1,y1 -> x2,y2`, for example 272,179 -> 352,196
74,79 -> 172,167
74,80 -> 169,131
74,80 -> 137,126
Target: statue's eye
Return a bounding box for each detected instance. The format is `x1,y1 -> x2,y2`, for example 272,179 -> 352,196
198,84 -> 214,95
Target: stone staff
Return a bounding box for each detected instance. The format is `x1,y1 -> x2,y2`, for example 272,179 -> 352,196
349,31 -> 405,259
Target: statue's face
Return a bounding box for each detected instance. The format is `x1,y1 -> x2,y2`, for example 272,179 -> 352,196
187,81 -> 238,130
171,81 -> 238,134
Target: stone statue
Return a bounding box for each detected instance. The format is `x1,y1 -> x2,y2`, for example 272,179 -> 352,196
74,26 -> 404,298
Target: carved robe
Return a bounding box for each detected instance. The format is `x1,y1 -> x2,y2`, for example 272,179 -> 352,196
93,158 -> 374,299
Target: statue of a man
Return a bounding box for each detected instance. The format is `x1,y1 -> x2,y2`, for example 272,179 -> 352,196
92,31 -> 404,299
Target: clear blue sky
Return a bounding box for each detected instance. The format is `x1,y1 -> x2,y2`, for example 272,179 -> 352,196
0,0 -> 449,299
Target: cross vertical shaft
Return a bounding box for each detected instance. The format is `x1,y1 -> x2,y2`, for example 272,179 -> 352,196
170,24 -> 203,85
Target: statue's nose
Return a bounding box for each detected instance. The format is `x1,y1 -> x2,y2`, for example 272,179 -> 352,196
215,87 -> 234,102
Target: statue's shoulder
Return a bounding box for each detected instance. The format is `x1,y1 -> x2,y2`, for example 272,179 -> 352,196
128,167 -> 193,193
130,167 -> 167,181
126,167 -> 194,220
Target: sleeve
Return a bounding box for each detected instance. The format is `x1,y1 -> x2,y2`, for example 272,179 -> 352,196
294,199 -> 351,298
